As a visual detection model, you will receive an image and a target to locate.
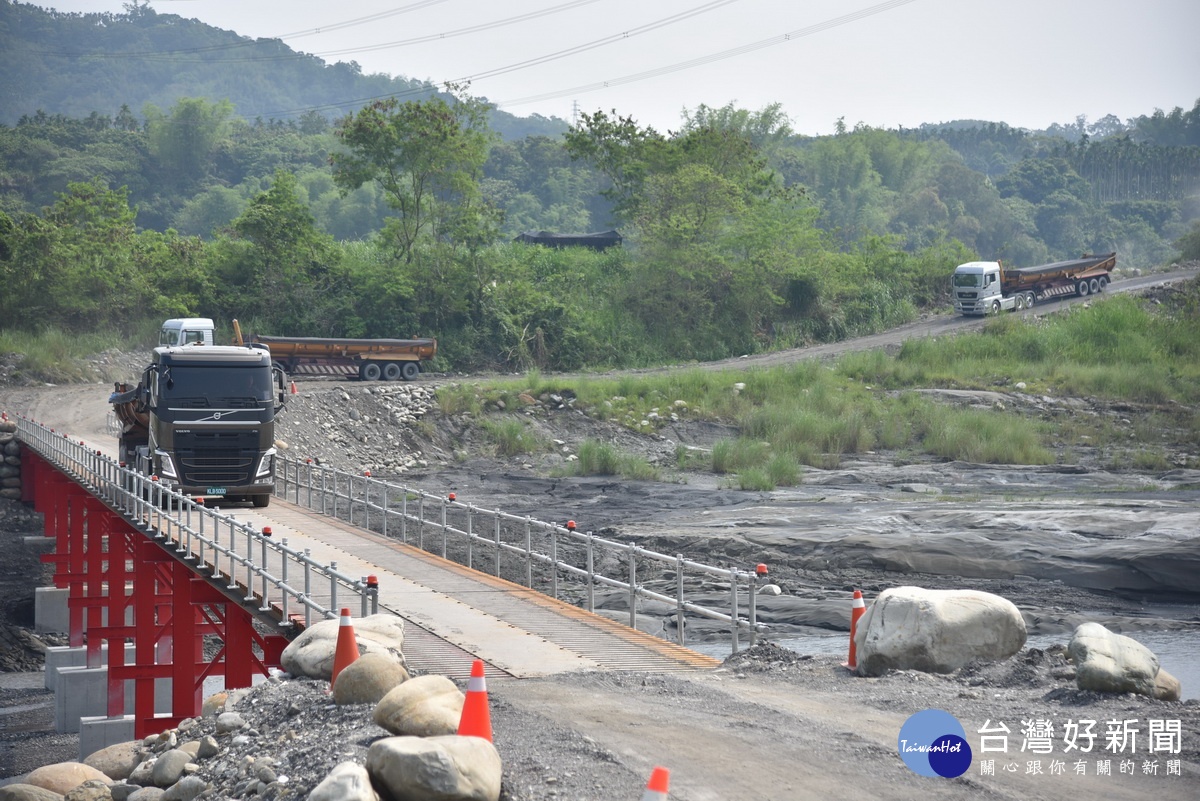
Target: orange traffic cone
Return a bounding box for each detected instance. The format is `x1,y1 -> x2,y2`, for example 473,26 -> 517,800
641,766 -> 670,800
844,590 -> 866,670
330,607 -> 360,686
457,659 -> 493,742
290,380 -> 298,395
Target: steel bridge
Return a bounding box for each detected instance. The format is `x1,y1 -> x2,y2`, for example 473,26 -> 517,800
13,416 -> 777,746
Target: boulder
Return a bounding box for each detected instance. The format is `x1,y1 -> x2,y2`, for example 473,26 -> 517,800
0,785 -> 66,801
333,651 -> 410,705
160,776 -> 207,801
281,614 -> 406,681
63,781 -> 110,801
1068,623 -> 1162,697
374,675 -> 464,737
366,736 -> 501,801
150,750 -> 191,788
200,692 -> 227,718
25,763 -> 112,796
84,741 -> 142,781
854,586 -> 1026,676
1154,668 -> 1181,701
307,762 -> 380,801
126,790 -> 165,801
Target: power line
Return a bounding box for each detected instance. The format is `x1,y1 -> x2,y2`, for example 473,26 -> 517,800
252,0 -> 739,118
496,0 -> 919,110
256,0 -> 915,121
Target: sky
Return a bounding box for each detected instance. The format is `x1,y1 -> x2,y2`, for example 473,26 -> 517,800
36,0 -> 1200,135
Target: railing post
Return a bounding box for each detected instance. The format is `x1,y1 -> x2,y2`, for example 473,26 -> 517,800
628,545 -> 638,629
280,538 -> 290,621
748,574 -> 758,647
329,561 -> 338,614
676,554 -> 686,646
730,569 -> 740,655
260,532 -> 270,611
417,495 -> 425,549
466,504 -> 474,569
303,549 -> 312,628
585,532 -> 595,612
400,489 -> 408,544
382,482 -> 389,539
493,511 -> 501,577
550,526 -> 559,600
440,497 -> 448,558
524,517 -> 532,588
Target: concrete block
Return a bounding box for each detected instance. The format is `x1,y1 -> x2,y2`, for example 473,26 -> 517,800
22,535 -> 55,555
45,643 -> 138,691
55,666 -> 171,733
79,714 -> 136,762
35,586 -> 69,634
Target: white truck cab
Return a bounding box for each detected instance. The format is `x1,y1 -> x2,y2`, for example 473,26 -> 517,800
160,318 -> 216,347
952,261 -> 1013,315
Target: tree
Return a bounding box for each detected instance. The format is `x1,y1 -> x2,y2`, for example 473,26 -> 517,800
209,170 -> 347,333
331,89 -> 496,262
144,98 -> 234,189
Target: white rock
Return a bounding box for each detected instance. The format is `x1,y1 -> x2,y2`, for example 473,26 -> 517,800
854,586 -> 1026,676
374,675 -> 464,737
333,651 -> 410,705
1068,622 -> 1161,697
307,762 -> 379,801
366,735 -> 501,801
281,614 -> 407,680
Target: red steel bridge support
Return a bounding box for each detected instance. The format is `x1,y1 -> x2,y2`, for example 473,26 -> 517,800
25,445 -> 289,738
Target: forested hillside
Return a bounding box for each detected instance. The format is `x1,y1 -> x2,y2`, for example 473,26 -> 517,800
2,1 -> 1198,373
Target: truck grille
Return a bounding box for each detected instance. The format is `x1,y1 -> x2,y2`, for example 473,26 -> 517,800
173,430 -> 260,485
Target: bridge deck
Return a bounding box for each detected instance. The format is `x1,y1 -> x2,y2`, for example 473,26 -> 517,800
230,500 -> 717,679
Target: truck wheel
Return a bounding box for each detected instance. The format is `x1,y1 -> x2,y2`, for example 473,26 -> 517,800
1025,292 -> 1036,308
383,362 -> 402,381
1089,278 -> 1100,294
1077,280 -> 1090,297
253,494 -> 271,508
1014,295 -> 1025,311
401,361 -> 420,381
360,362 -> 383,381
990,300 -> 1001,314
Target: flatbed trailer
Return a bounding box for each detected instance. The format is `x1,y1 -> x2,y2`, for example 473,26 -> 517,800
953,253 -> 1117,315
251,335 -> 437,381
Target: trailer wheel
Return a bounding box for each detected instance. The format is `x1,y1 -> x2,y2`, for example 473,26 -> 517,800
1089,278 -> 1101,294
401,361 -> 420,381
1097,276 -> 1108,292
1025,292 -> 1036,308
383,362 -> 403,381
360,361 -> 383,381
1077,280 -> 1090,297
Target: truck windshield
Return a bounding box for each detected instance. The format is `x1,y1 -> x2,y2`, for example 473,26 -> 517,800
953,273 -> 982,288
160,366 -> 272,403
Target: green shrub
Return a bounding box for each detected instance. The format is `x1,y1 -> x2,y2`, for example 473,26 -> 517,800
480,418 -> 542,456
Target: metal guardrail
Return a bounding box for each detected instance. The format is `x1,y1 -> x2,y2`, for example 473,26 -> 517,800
15,417 -> 378,630
276,455 -> 766,652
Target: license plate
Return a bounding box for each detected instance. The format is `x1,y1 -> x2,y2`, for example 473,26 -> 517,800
207,487 -> 227,496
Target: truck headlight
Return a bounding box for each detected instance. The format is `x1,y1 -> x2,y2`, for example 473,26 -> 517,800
155,450 -> 178,479
256,448 -> 277,478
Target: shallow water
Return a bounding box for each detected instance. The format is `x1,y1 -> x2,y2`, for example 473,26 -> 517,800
701,628 -> 1200,701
